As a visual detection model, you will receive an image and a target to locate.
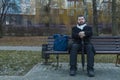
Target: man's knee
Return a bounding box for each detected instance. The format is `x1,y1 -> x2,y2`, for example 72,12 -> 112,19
86,44 -> 93,49
72,44 -> 79,48
70,43 -> 79,51
85,43 -> 95,54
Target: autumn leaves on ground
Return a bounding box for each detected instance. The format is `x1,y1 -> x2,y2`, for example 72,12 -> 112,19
0,36 -> 47,46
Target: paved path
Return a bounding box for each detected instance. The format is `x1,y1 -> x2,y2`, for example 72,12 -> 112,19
0,63 -> 120,80
0,46 -> 41,51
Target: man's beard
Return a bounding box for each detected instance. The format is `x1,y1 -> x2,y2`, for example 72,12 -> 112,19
78,22 -> 85,26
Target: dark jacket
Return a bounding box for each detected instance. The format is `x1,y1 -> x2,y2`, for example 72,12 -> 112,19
72,25 -> 93,44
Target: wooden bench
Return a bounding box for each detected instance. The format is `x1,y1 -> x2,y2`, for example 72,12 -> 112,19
42,36 -> 120,67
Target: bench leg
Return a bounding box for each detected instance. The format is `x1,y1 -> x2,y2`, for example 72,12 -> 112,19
45,57 -> 48,64
50,54 -> 61,70
116,54 -> 120,67
43,54 -> 50,65
42,44 -> 50,64
56,54 -> 59,68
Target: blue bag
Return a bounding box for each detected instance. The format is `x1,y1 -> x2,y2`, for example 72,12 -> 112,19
53,34 -> 68,51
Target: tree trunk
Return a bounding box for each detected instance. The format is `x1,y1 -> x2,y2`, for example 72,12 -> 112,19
83,0 -> 88,19
92,0 -> 98,36
112,0 -> 118,35
0,23 -> 3,38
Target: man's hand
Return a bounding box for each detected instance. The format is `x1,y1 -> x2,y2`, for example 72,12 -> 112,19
79,31 -> 85,38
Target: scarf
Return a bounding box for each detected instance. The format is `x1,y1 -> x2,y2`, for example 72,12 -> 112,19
77,23 -> 87,30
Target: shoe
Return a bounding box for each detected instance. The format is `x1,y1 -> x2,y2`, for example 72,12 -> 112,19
70,66 -> 77,71
69,70 -> 76,76
87,70 -> 95,77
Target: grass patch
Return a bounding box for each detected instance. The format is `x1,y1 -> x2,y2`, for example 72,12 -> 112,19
94,54 -> 116,63
0,50 -> 41,76
0,50 -> 117,76
48,54 -> 116,63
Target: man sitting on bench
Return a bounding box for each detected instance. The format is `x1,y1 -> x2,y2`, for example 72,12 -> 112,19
69,15 -> 95,77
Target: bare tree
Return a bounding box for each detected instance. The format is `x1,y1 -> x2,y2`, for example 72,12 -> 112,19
116,0 -> 120,34
40,0 -> 51,27
92,0 -> 98,36
112,0 -> 118,35
0,0 -> 10,38
82,0 -> 88,19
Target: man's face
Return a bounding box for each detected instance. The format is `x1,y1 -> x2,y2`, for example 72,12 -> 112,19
77,16 -> 86,25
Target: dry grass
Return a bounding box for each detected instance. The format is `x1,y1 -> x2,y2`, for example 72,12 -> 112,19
0,36 -> 48,46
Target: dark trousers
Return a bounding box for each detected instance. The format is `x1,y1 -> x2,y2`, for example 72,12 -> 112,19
70,43 -> 94,70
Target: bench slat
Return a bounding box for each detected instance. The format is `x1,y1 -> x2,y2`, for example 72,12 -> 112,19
44,50 -> 120,54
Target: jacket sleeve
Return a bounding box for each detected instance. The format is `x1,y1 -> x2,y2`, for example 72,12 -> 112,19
72,27 -> 80,39
84,26 -> 93,37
